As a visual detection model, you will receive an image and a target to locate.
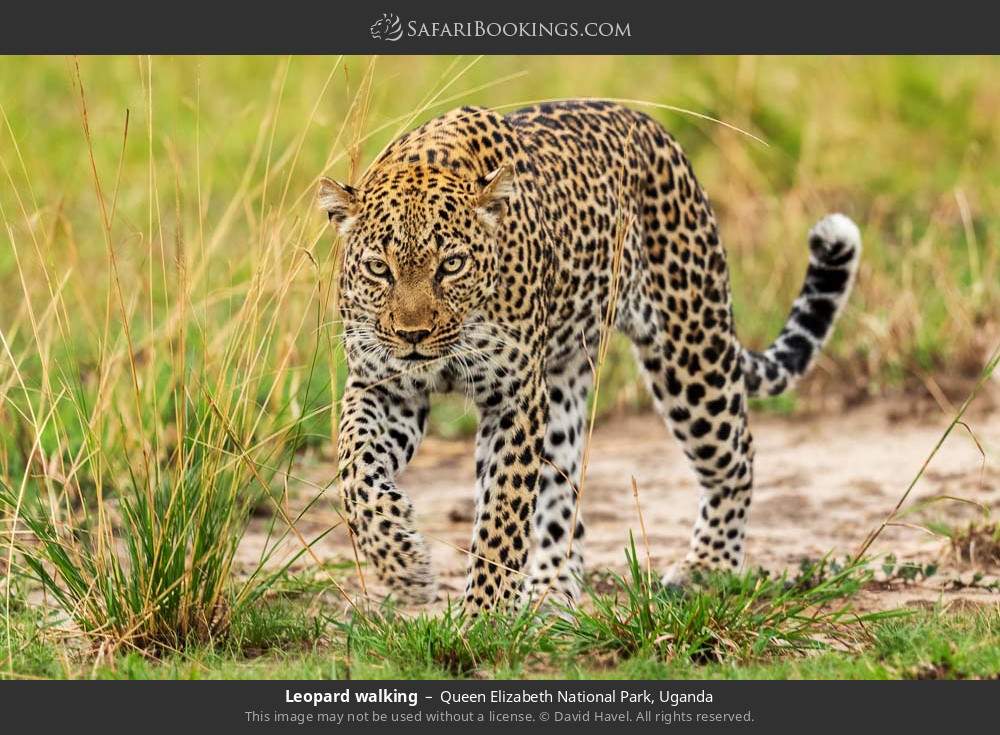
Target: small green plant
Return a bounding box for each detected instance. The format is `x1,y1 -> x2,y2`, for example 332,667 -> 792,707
879,553 -> 939,583
266,560 -> 358,600
748,393 -> 799,415
0,592 -> 64,678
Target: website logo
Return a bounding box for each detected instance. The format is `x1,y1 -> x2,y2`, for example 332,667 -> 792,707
370,13 -> 404,42
367,15 -> 631,43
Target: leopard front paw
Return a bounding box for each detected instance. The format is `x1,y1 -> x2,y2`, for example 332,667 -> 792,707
374,531 -> 436,605
392,573 -> 437,605
660,561 -> 693,589
522,573 -> 580,613
462,570 -> 525,617
659,559 -> 714,590
661,554 -> 742,590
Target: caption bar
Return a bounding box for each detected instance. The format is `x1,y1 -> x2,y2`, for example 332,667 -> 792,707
246,682 -> 753,728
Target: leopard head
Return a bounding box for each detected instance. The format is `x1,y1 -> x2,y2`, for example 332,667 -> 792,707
319,163 -> 515,371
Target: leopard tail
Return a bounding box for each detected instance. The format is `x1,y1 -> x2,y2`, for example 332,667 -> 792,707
741,213 -> 862,398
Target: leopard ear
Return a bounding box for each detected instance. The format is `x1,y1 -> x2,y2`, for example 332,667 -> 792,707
318,177 -> 360,235
475,163 -> 515,232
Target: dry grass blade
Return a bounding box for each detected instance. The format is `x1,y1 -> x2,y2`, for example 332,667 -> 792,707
491,96 -> 769,147
631,477 -> 654,589
855,342 -> 1000,562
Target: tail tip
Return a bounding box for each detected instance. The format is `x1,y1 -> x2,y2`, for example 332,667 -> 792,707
808,213 -> 862,264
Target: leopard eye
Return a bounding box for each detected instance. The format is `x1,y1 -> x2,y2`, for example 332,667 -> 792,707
363,258 -> 391,280
439,255 -> 466,276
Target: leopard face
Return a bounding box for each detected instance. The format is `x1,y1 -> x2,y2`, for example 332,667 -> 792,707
321,164 -> 514,373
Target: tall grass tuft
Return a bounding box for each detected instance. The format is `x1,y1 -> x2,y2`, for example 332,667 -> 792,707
0,57 -> 355,655
0,224 -> 332,651
2,451 -> 246,648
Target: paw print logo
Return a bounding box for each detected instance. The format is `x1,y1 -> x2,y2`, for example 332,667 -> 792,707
370,13 -> 403,42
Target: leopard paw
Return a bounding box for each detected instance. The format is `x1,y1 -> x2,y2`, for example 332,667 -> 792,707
377,532 -> 436,605
659,560 -> 716,590
522,575 -> 580,614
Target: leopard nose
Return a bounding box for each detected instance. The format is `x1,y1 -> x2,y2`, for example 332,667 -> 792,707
395,328 -> 431,345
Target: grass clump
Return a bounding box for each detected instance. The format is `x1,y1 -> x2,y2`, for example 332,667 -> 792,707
0,378 -> 328,652
0,433 -> 284,652
336,602 -> 551,678
229,599 -> 330,655
555,538 -> 898,665
2,464 -> 244,649
870,608 -> 1000,679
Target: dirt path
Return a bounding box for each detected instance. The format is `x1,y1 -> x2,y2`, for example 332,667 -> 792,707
248,395 -> 1000,612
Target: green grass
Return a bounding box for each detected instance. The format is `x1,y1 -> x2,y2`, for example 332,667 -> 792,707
553,541 -> 889,664
74,609 -> 1000,680
5,549 -> 998,680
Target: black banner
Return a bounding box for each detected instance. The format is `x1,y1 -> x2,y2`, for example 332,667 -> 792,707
1,680 -> 996,731
1,0 -> 999,54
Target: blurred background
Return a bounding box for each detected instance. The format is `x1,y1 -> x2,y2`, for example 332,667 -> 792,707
0,55 -> 997,449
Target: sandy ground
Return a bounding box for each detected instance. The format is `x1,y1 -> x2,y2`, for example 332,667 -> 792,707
247,393 -> 1000,612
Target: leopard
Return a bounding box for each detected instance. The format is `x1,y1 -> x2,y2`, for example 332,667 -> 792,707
318,101 -> 861,614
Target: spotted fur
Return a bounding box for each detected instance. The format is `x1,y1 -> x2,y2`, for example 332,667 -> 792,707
319,102 -> 861,613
